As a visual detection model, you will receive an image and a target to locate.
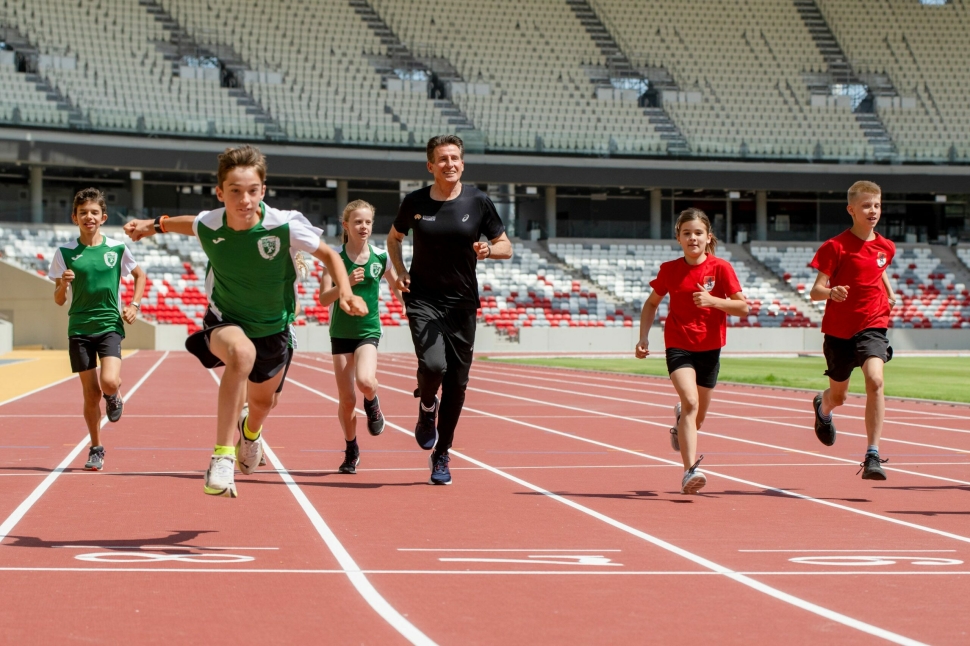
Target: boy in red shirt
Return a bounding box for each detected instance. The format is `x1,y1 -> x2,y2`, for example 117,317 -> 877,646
810,180 -> 898,480
635,208 -> 748,494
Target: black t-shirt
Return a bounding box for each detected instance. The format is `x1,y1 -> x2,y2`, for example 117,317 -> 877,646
393,184 -> 505,309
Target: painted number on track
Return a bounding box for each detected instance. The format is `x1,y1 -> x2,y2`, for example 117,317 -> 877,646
789,555 -> 963,567
75,552 -> 255,564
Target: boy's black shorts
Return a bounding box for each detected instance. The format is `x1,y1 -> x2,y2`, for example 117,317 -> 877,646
665,347 -> 721,389
185,308 -> 291,387
822,327 -> 893,383
68,331 -> 123,373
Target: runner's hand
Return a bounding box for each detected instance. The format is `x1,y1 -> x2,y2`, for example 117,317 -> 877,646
122,304 -> 138,324
473,241 -> 490,260
635,340 -> 649,358
340,294 -> 368,317
693,283 -> 716,308
395,270 -> 411,293
124,219 -> 155,241
829,285 -> 849,302
61,269 -> 75,285
349,267 -> 365,286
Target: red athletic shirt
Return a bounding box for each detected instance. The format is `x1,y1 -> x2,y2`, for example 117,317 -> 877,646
810,230 -> 895,339
650,255 -> 743,352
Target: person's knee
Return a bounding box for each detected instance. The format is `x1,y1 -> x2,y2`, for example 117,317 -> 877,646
225,341 -> 256,372
338,392 -> 357,411
82,381 -> 103,402
418,355 -> 447,378
680,395 -> 700,416
100,375 -> 121,394
357,375 -> 378,394
865,373 -> 884,394
829,388 -> 848,407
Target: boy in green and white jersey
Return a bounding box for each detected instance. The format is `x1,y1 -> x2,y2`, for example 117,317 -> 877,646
125,145 -> 366,498
320,200 -> 402,474
49,188 -> 147,471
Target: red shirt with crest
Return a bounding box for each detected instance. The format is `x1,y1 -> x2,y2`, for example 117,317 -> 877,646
650,255 -> 743,352
810,230 -> 895,339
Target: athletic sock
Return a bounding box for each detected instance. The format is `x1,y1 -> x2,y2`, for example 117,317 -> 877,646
364,396 -> 377,410
213,444 -> 235,456
420,400 -> 436,413
346,438 -> 358,451
243,417 -> 261,441
866,445 -> 879,455
819,409 -> 832,423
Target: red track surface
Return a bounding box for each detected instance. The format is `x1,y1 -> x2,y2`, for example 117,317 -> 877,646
1,350 -> 968,644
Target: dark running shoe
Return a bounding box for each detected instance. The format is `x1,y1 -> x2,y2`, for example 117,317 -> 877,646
339,444 -> 360,474
858,453 -> 888,481
670,402 -> 681,452
429,450 -> 452,485
84,446 -> 105,471
104,393 -> 124,423
364,396 -> 385,436
812,394 -> 836,446
414,396 -> 438,451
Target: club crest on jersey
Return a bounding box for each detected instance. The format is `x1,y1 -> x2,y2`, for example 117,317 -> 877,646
462,214 -> 470,222
369,263 -> 382,279
876,252 -> 887,268
104,251 -> 118,268
257,235 -> 281,260
702,275 -> 715,292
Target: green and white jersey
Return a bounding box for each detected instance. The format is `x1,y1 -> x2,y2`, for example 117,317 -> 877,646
329,244 -> 386,340
194,202 -> 322,339
48,236 -> 138,337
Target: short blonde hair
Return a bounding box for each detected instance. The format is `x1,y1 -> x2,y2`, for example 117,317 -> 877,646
847,180 -> 881,203
341,199 -> 375,244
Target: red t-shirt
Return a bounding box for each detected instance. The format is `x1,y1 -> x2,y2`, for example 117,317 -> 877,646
650,255 -> 743,352
810,230 -> 895,339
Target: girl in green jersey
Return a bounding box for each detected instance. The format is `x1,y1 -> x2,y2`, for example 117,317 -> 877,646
320,200 -> 403,474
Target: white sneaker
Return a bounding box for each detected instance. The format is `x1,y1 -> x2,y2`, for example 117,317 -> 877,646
235,407 -> 263,475
240,404 -> 268,466
204,454 -> 237,498
681,455 -> 706,495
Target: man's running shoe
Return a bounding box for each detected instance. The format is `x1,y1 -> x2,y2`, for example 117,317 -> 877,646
84,445 -> 105,471
104,394 -> 124,423
338,444 -> 360,474
364,396 -> 385,436
670,402 -> 681,452
235,407 -> 263,475
203,454 -> 237,498
681,455 -> 706,494
813,394 -> 836,446
429,450 -> 452,485
414,396 -> 438,451
858,453 -> 888,481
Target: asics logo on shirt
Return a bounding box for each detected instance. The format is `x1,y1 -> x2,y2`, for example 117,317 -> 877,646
212,237 -> 225,244
462,214 -> 470,222
421,216 -> 436,222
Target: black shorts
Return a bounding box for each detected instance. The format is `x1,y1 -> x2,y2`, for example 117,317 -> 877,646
331,336 -> 380,355
68,331 -> 123,373
184,309 -> 292,385
665,347 -> 721,389
823,328 -> 893,383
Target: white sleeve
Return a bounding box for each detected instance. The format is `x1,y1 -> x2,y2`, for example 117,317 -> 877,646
48,249 -> 66,279
120,246 -> 138,278
192,210 -> 209,237
289,218 -> 323,253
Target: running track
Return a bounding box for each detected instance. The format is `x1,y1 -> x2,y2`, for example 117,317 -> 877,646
1,350 -> 968,644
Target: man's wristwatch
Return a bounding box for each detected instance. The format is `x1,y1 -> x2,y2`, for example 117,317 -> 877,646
131,302 -> 141,310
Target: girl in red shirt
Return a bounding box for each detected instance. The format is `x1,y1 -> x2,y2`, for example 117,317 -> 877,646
635,209 -> 749,494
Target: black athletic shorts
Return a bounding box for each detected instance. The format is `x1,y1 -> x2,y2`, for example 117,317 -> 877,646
665,347 -> 721,389
823,327 -> 893,383
331,336 -> 380,355
184,309 -> 292,385
68,331 -> 123,373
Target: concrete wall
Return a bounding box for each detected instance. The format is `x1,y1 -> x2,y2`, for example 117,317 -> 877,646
0,319 -> 11,355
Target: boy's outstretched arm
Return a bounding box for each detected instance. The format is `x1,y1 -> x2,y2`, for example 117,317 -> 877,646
124,215 -> 197,241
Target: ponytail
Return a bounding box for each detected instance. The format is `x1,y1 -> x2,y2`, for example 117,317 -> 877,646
674,208 -> 717,256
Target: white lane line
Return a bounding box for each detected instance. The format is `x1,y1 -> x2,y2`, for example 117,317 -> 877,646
52,545 -> 279,551
0,352 -> 168,544
365,363 -> 970,486
286,373 -> 928,646
293,361 -> 970,545
739,550 -> 957,553
398,548 -> 622,552
205,369 -> 435,646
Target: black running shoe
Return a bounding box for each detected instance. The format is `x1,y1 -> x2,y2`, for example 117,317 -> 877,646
338,444 -> 360,474
414,396 -> 438,451
858,453 -> 888,480
84,446 -> 105,471
104,393 -> 124,423
429,450 -> 452,485
812,394 -> 836,446
364,396 -> 385,436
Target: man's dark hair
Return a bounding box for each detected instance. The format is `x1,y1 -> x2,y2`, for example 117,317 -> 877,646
426,134 -> 464,163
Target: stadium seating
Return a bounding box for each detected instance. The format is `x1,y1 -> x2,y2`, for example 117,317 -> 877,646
548,242 -> 815,327
815,0 -> 970,161
370,0 -> 667,155
0,64 -> 69,127
752,244 -> 970,329
591,0 -> 872,159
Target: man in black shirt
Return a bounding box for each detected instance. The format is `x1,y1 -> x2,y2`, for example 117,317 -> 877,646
387,134 -> 513,485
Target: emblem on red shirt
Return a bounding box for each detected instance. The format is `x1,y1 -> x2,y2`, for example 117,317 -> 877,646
702,276 -> 715,292
876,252 -> 887,268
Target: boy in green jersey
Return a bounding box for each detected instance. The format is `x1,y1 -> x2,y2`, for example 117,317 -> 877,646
125,146 -> 366,498
49,188 -> 147,471
320,200 -> 403,474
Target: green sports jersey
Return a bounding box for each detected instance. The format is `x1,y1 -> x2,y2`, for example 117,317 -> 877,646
194,203 -> 322,338
329,244 -> 386,340
48,235 -> 137,337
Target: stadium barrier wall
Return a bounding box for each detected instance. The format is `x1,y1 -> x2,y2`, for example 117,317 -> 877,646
0,319 -> 12,355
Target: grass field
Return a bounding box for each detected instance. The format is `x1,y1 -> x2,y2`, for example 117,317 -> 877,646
486,356 -> 970,404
